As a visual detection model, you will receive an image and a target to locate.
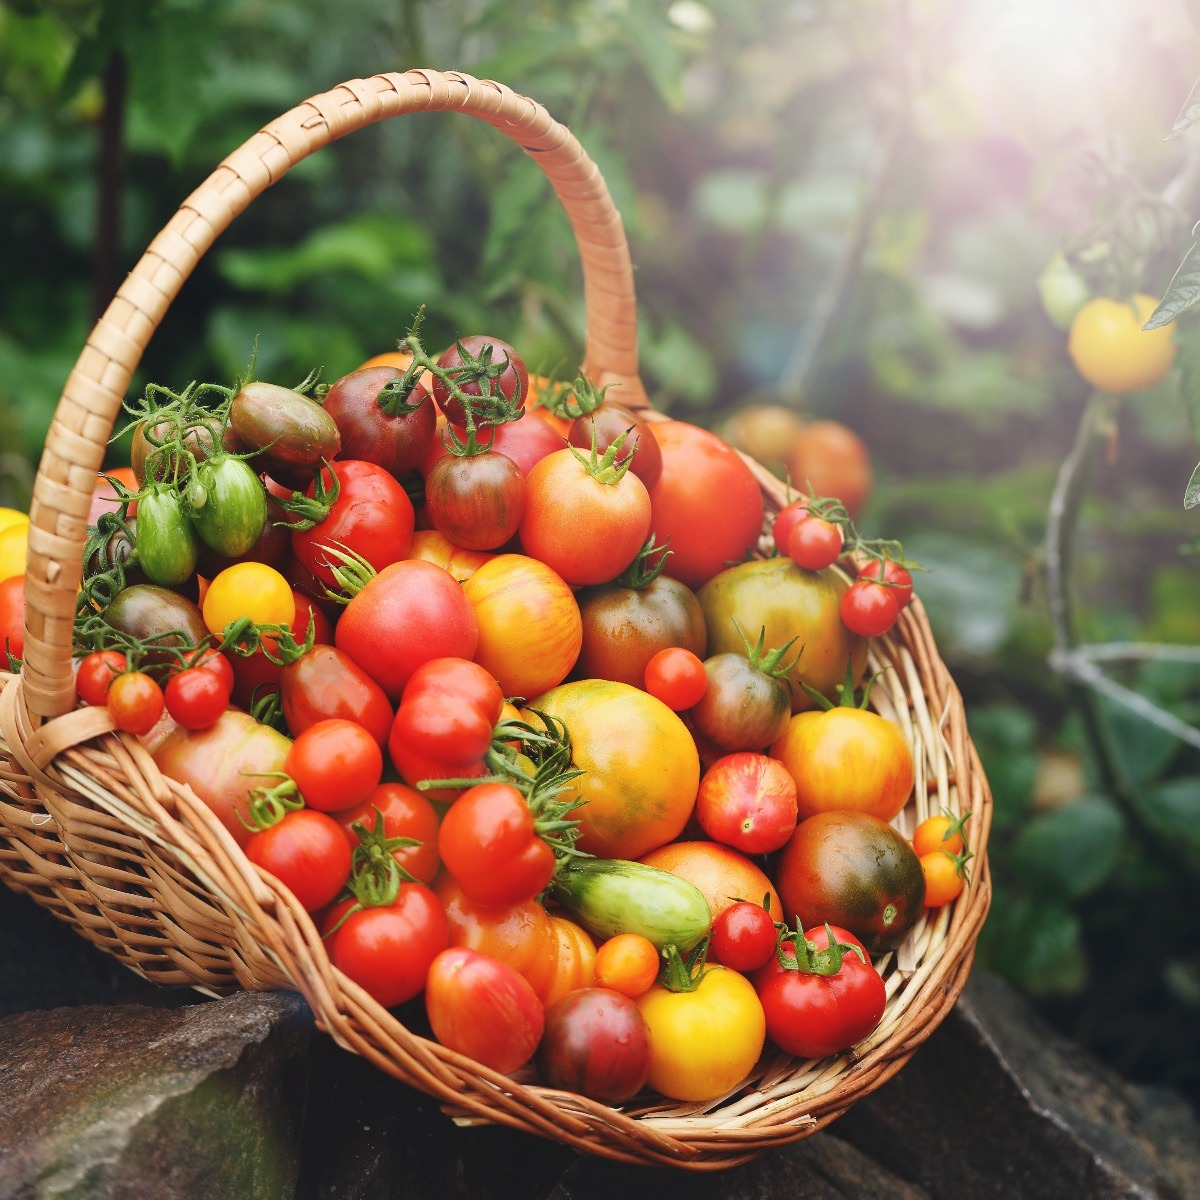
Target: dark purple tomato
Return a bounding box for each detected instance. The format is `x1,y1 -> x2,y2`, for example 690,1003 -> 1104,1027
322,366 -> 437,478
424,451 -> 526,551
433,335 -> 528,427
536,987 -> 652,1102
688,653 -> 792,752
229,381 -> 342,489
567,403 -> 663,491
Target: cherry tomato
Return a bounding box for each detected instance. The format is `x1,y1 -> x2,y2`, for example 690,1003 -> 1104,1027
771,500 -> 810,555
855,556 -> 914,609
921,850 -> 968,907
425,947 -> 545,1074
285,719 -> 384,813
593,933 -> 660,998
839,578 -> 900,638
76,650 -> 128,707
245,808 -> 351,913
192,647 -> 235,691
424,450 -> 526,551
912,811 -> 968,858
433,335 -> 528,427
786,421 -> 873,520
337,782 -> 441,885
710,901 -> 779,973
643,646 -> 707,711
203,562 -> 295,635
0,574 -> 25,660
1067,294 -> 1176,394
788,516 -> 843,571
537,987 -> 652,1102
695,752 -> 797,854
164,665 -> 232,730
107,671 -> 165,735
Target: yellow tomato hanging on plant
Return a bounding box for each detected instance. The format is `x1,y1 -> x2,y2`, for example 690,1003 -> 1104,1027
1067,294 -> 1176,394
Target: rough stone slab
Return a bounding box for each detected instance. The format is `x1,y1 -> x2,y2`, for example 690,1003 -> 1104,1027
0,990 -> 313,1200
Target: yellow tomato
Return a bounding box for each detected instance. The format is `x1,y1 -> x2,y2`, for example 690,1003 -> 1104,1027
0,521 -> 29,584
530,679 -> 700,861
0,508 -> 28,535
636,965 -> 765,1102
1067,294 -> 1176,394
406,528 -> 495,582
202,562 -> 295,634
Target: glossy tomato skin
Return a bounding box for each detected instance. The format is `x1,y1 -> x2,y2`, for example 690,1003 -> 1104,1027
285,718 -> 383,812
541,916 -> 598,1009
647,421 -> 764,590
424,450 -> 525,551
163,665 -> 232,731
280,644 -> 393,746
462,555 -> 581,699
775,812 -> 926,954
322,366 -> 437,477
330,882 -> 448,1008
103,584 -> 208,668
433,336 -> 529,427
107,671 -> 165,735
473,410 -> 564,476
336,560 -> 478,702
245,809 -> 351,913
695,752 -> 798,855
710,901 -> 779,972
839,579 -> 900,638
786,421 -> 873,521
771,707 -> 914,822
643,647 -> 707,711
337,783 -> 441,885
404,529 -> 495,583
537,988 -> 652,1102
567,404 -> 663,491
291,461 -> 415,589
689,653 -> 793,752
191,457 -> 269,558
698,557 -> 867,711
76,649 -> 126,706
135,488 -> 198,587
229,381 -> 342,489
425,947 -> 545,1075
531,680 -> 700,861
0,574 -> 25,659
574,574 -> 706,689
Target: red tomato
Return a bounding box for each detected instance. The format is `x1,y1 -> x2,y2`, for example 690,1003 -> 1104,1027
643,646 -> 707,711
788,517 -> 843,571
839,579 -> 900,638
567,404 -> 663,491
425,947 -> 545,1074
695,752 -> 798,854
432,335 -> 528,427
473,410 -> 564,476
329,882 -> 448,1007
647,421 -> 764,589
285,718 -> 383,812
424,450 -> 526,551
76,649 -> 127,706
771,500 -> 810,556
245,808 -> 351,913
280,644 -> 393,746
164,665 -> 232,730
321,366 -> 437,478
107,671 -> 165,735
438,782 -> 555,907
291,460 -> 415,589
229,588 -> 333,711
0,575 -> 25,659
710,900 -> 779,972
855,557 -> 914,609
336,782 -> 442,885
536,987 -> 651,1102
336,560 -> 478,702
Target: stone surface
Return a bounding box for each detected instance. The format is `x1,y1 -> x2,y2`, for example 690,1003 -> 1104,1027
0,990 -> 313,1199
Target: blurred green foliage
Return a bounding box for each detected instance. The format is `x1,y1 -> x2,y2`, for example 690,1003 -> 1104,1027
2,0 -> 1200,1098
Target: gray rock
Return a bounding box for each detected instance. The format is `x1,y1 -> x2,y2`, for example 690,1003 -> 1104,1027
0,990 -> 313,1200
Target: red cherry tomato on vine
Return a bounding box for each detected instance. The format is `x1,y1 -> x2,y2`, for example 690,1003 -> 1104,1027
710,901 -> 779,973
164,665 -> 232,730
839,579 -> 900,637
643,647 -> 707,711
772,500 -> 810,555
76,650 -> 127,707
245,808 -> 351,914
285,718 -> 384,813
856,557 -> 914,610
107,671 -> 165,735
788,517 -> 843,571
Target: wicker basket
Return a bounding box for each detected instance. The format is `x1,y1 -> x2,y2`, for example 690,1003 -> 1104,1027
0,69 -> 992,1170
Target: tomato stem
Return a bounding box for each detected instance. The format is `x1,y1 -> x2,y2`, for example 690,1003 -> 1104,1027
656,940 -> 711,993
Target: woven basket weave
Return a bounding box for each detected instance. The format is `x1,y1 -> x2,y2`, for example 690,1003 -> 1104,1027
0,69 -> 992,1169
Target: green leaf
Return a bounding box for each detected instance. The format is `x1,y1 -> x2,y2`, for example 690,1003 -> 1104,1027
1097,692 -> 1180,788
1010,796 -> 1125,901
1137,776 -> 1200,865
977,890 -> 1087,998
617,5 -> 684,111
1186,462 -> 1200,510
967,703 -> 1038,828
1143,242 -> 1200,329
1169,75 -> 1200,136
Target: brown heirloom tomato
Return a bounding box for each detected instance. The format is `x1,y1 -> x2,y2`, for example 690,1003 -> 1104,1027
322,365 -> 436,477
229,381 -> 342,489
425,449 -> 525,551
775,812 -> 925,954
537,988 -> 651,1102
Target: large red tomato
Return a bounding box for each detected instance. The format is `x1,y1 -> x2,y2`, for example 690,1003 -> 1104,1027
647,421 -> 764,590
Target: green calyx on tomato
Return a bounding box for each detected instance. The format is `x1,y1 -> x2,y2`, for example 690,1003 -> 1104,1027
800,657 -> 877,711
734,621 -> 803,681
567,416 -> 637,486
239,772 -> 305,833
333,810 -> 422,921
775,919 -> 867,977
657,940 -> 713,994
274,460 -> 341,531
309,541 -> 378,606
540,373 -> 610,422
613,534 -> 672,589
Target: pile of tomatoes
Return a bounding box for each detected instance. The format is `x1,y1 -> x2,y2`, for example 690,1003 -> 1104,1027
0,326 -> 970,1106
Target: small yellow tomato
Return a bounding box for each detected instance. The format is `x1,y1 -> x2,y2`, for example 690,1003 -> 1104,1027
635,965 -> 765,1102
1067,294 -> 1176,395
0,508 -> 28,536
202,562 -> 295,635
0,521 -> 29,584
920,850 -> 969,908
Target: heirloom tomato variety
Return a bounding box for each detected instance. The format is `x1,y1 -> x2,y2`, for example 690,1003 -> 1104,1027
336,783 -> 441,885
0,575 -> 25,660
639,840 -> 783,924
541,916 -> 599,1009
203,562 -> 295,635
567,404 -> 663,490
432,335 -> 529,426
280,644 -> 394,747
322,365 -> 436,478
695,752 -> 797,855
593,933 -> 660,998
531,679 -> 699,861
404,529 -> 494,582
229,381 -> 342,488
537,988 -> 651,1102
424,450 -> 525,551
107,670 -> 165,735
453,408 -> 563,477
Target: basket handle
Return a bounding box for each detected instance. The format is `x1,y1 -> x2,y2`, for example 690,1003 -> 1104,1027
20,69 -> 646,724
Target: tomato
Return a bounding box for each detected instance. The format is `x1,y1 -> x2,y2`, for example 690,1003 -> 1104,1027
285,719 -> 383,813
771,706 -> 914,822
0,520 -> 28,584
164,665 -> 232,730
0,508 -> 26,535
102,585 -> 209,667
839,578 -> 900,638
280,644 -> 393,746
567,403 -> 663,490
775,812 -> 926,954
855,556 -> 914,609
647,420 -> 764,590
424,450 -> 526,551
404,529 -> 494,583
920,850 -> 968,907
772,500 -> 810,556
530,679 -> 699,860
537,988 -> 651,1102
695,752 -> 797,854
574,570 -> 707,689
432,335 -> 529,427
752,924 -> 886,1059
698,557 -> 867,711
229,381 -> 342,488
689,649 -> 794,752
593,933 -> 660,998
191,457 -> 269,558
152,709 -> 293,848
134,488 -> 198,587
433,874 -> 559,1002
639,840 -> 783,924
1037,250 -> 1091,329
337,782 -> 441,885
322,365 -> 437,477
462,555 -> 581,699
710,901 -> 778,972
643,646 -> 707,710
541,915 -> 599,1009
329,882 -> 448,1007
203,562 -> 295,635
788,516 -> 843,571
520,447 -> 652,586
635,962 -> 765,1102
76,650 -> 127,706
336,560 -> 478,702
0,575 -> 25,660
786,421 -> 873,521
107,671 -> 165,735
131,417 -> 228,488
437,782 -> 556,906
470,409 -> 564,476
912,810 -> 968,858
86,467 -> 138,525
718,405 -> 803,471
1068,294 -> 1176,394
291,461 -> 415,590
246,808 -> 351,913
196,493 -> 292,578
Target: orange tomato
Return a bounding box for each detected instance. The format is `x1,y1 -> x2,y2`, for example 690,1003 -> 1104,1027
406,529 -> 495,583
920,850 -> 968,908
593,933 -> 660,998
912,811 -> 968,858
541,915 -> 598,1009
638,840 -> 783,923
462,554 -> 582,698
786,420 -> 872,520
87,465 -> 139,525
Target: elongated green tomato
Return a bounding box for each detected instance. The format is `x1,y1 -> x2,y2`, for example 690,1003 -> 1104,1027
550,858 -> 712,951
191,457 -> 268,557
134,488 -> 198,587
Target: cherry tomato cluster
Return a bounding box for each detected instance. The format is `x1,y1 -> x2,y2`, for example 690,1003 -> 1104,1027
20,319 -> 971,1107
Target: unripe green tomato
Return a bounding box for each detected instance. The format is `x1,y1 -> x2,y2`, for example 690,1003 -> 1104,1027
1037,251 -> 1091,330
